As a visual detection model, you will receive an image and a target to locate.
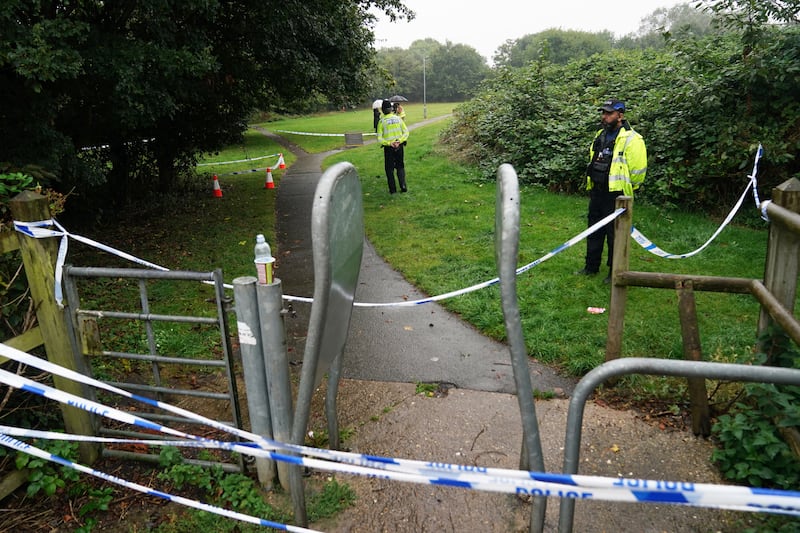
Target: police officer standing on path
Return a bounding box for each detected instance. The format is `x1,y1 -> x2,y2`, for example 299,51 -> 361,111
377,99 -> 409,194
575,98 -> 647,283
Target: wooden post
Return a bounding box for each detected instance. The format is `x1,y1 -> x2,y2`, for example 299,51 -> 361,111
676,280 -> 711,436
9,191 -> 98,464
758,178 -> 800,363
605,196 -> 633,362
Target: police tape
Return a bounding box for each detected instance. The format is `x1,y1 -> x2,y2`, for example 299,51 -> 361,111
4,427 -> 798,520
10,208 -> 625,309
0,432 -> 321,533
632,143 -> 765,258
344,207 -> 627,308
2,342 -> 799,518
274,130 -> 376,137
13,218 -> 170,306
630,178 -> 752,259
198,152 -> 280,167
749,144 -> 765,218
4,423 -> 800,517
11,142 -> 766,310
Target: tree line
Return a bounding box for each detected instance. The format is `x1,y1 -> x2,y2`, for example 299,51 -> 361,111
372,2 -> 715,102
0,0 -> 412,216
1,1 -> 798,218
440,1 -> 800,215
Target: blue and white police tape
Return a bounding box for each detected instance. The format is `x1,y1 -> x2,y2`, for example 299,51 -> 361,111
3,342 -> 799,517
0,433 -> 321,533
11,207 -> 625,310
633,143 -> 766,258
6,424 -> 800,517
13,218 -> 170,306
630,178 -> 752,259
5,425 -> 798,519
749,144 -> 766,218
340,207 -> 627,308
750,145 -> 773,221
197,152 -> 280,167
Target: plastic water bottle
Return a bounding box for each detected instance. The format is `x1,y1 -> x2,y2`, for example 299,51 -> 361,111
254,234 -> 274,284
254,234 -> 271,260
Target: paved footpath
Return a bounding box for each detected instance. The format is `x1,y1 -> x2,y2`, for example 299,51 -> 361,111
263,119 -> 572,394
257,121 -> 742,533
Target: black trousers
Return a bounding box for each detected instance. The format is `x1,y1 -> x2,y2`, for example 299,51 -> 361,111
584,188 -> 622,272
383,145 -> 406,193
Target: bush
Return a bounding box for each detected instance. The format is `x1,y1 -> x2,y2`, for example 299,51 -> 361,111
711,340 -> 800,490
440,26 -> 800,216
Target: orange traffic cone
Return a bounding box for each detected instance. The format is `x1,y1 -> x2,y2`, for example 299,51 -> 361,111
213,175 -> 223,197
264,167 -> 275,189
277,153 -> 286,170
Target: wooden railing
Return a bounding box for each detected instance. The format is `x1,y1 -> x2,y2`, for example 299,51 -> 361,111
606,177 -> 800,441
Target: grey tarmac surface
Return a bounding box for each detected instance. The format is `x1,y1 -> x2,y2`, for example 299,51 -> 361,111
262,121 -> 756,532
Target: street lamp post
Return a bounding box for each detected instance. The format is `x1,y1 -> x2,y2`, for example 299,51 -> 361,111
422,57 -> 427,119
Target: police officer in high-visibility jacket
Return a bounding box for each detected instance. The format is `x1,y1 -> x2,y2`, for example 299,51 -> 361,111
575,98 -> 647,283
377,99 -> 410,194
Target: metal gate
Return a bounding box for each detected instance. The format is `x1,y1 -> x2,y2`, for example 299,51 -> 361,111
62,266 -> 244,472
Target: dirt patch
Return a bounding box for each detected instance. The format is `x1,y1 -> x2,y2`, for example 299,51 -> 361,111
309,379 -> 756,533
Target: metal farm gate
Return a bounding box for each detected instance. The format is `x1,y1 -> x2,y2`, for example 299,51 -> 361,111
62,266 -> 244,472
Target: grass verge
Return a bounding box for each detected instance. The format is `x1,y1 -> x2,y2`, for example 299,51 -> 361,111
326,117 -> 771,380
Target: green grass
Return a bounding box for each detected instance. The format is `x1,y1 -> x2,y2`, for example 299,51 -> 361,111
77,107 -> 776,385
252,102 -> 457,153
326,117 -> 771,379
57,106 -> 791,530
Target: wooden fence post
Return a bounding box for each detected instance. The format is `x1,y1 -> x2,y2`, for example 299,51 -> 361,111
605,195 -> 633,362
676,280 -> 711,436
758,178 -> 800,362
9,191 -> 98,464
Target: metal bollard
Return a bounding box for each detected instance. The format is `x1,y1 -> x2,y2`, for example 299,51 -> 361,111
232,276 -> 276,488
256,279 -> 294,492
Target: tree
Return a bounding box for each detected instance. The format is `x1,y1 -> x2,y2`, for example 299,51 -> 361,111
375,45 -> 426,98
699,0 -> 800,26
425,41 -> 490,102
374,39 -> 489,103
493,29 -> 613,68
617,2 -> 716,49
698,0 -> 800,54
637,2 -> 715,37
0,0 -> 413,211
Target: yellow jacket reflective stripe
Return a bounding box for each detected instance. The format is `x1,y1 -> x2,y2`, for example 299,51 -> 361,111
586,126 -> 647,197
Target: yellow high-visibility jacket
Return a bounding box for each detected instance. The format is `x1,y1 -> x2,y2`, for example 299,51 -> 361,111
586,126 -> 647,197
377,112 -> 409,146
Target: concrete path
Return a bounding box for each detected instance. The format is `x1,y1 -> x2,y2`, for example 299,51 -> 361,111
265,119 -> 573,395
258,121 -> 740,533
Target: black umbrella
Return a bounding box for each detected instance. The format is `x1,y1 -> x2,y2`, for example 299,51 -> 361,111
388,95 -> 408,102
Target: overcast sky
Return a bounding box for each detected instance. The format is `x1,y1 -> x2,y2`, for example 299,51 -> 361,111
373,0 -> 690,62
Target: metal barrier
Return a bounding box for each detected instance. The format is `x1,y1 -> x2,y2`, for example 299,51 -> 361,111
495,164 -> 548,531
288,161 -> 364,526
63,266 -> 244,472
558,357 -> 800,532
